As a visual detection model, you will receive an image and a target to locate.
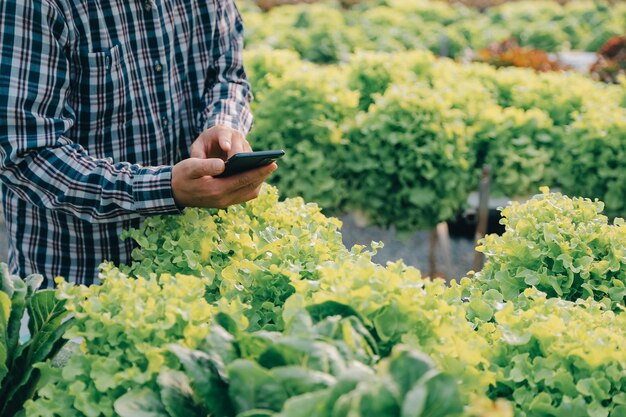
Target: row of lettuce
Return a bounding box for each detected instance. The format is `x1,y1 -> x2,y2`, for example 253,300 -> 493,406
244,47 -> 626,231
238,0 -> 626,63
2,186 -> 625,416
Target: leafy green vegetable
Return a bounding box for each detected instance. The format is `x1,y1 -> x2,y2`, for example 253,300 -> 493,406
476,189 -> 626,307
122,185 -> 352,331
114,388 -> 169,417
24,271 -> 215,417
0,264 -> 72,417
116,330 -> 465,417
168,344 -> 233,416
156,370 -> 204,417
346,51 -> 434,111
344,83 -> 475,232
228,360 -> 288,413
247,68 -> 358,212
560,109 -> 626,218
289,255 -> 496,399
481,289 -> 626,417
472,107 -> 559,198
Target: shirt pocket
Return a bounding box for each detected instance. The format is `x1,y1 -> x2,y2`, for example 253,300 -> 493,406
70,43 -> 136,131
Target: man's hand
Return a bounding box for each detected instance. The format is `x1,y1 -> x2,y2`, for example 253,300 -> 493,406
189,125 -> 252,160
171,157 -> 277,209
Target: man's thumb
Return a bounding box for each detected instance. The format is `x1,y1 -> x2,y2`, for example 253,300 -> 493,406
188,158 -> 225,178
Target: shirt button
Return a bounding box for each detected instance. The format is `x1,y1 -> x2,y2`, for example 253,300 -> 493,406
161,116 -> 169,127
143,1 -> 152,12
154,62 -> 163,73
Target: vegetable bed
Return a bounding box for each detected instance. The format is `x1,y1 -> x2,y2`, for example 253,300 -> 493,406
240,0 -> 626,62
2,185 -> 626,417
246,48 -> 626,234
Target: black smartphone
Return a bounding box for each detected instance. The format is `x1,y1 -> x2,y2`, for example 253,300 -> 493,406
215,150 -> 285,178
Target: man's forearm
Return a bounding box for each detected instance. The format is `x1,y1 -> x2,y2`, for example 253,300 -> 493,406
0,141 -> 181,223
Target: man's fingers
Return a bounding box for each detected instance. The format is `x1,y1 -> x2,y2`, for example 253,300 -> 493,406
229,131 -> 247,156
218,128 -> 233,153
221,162 -> 277,191
222,182 -> 264,207
174,158 -> 276,209
186,158 -> 225,178
230,134 -> 252,156
192,126 -> 251,159
189,141 -> 207,159
242,138 -> 253,153
230,139 -> 244,156
235,163 -> 277,188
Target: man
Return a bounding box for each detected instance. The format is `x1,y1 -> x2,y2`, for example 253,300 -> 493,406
0,0 -> 275,287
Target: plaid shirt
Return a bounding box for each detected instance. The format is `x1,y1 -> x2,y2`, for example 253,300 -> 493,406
0,0 -> 253,287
